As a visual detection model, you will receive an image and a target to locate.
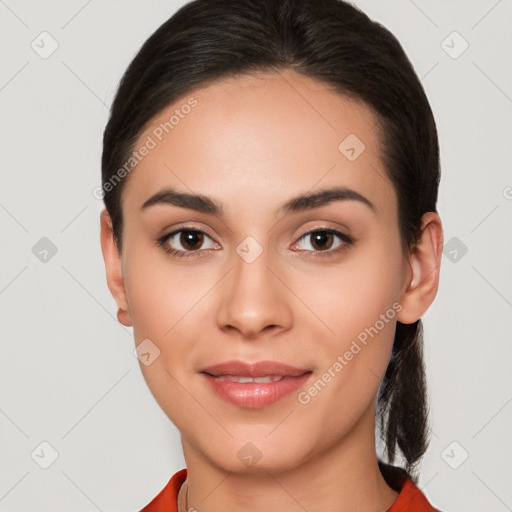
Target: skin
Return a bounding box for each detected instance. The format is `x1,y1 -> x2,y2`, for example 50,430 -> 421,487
100,68 -> 443,512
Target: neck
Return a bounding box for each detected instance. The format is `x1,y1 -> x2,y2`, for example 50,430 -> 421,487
178,406 -> 399,512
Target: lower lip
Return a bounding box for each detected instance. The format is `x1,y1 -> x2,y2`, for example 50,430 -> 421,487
202,373 -> 312,408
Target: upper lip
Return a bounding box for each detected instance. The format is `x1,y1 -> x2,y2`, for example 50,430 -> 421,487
200,360 -> 311,378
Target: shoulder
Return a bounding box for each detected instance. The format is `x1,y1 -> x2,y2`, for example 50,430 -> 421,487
379,461 -> 442,512
139,468 -> 187,512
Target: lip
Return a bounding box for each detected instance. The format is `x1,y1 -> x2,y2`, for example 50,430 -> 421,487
200,360 -> 312,408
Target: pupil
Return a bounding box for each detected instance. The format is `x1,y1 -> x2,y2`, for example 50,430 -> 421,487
312,232 -> 332,250
182,231 -> 202,250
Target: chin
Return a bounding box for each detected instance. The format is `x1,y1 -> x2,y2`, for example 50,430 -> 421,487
197,432 -> 314,475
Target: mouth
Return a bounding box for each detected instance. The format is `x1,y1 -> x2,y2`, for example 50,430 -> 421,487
211,375 -> 290,383
200,360 -> 313,408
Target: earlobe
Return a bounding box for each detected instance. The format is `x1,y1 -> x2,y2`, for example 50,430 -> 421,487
397,212 -> 443,325
99,209 -> 132,327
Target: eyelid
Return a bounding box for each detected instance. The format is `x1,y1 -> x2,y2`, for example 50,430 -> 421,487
159,222 -> 217,241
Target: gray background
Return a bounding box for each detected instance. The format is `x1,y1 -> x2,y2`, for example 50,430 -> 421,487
1,0 -> 511,510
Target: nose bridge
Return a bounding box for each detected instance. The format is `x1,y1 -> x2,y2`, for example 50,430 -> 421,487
216,235 -> 291,337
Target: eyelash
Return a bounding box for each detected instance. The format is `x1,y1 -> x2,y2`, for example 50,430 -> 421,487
157,226 -> 354,260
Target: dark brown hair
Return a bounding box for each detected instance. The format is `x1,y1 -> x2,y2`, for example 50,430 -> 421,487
102,0 -> 440,479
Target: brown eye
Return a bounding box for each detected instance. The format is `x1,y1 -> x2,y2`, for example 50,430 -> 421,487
158,228 -> 219,257
179,231 -> 204,251
292,228 -> 354,257
309,231 -> 335,251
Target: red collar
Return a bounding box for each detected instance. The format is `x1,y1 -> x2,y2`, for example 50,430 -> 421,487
140,466 -> 438,511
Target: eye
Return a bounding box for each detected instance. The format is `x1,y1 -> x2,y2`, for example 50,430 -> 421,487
157,228 -> 220,258
157,226 -> 354,259
292,228 -> 354,257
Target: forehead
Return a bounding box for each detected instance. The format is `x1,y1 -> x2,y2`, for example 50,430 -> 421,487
122,69 -> 395,218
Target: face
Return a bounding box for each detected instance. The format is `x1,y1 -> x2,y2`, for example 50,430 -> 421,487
109,69 -> 414,473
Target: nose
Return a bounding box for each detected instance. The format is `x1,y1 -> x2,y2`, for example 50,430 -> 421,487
216,243 -> 293,340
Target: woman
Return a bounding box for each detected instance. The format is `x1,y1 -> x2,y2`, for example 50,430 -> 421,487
99,0 -> 444,510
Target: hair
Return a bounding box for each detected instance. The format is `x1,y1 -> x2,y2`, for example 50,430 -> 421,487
102,0 -> 440,480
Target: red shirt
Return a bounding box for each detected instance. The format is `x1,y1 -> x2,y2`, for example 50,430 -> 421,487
140,466 -> 439,511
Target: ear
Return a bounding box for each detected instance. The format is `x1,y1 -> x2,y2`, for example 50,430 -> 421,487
99,209 -> 132,326
397,212 -> 443,324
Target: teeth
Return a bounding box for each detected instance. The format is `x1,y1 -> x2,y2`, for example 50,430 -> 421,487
215,375 -> 284,383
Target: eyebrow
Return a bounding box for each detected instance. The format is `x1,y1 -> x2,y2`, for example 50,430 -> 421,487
140,186 -> 376,217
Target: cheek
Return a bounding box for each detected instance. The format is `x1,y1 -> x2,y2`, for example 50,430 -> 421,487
304,242 -> 404,346
300,244 -> 404,410
121,246 -> 205,427
121,243 -> 214,395
122,242 -> 204,340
